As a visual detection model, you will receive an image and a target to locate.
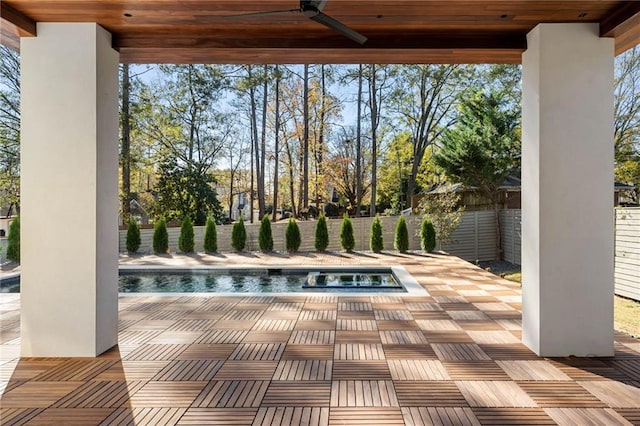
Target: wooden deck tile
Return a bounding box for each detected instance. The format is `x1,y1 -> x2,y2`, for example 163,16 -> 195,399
129,381 -> 207,407
53,380 -> 145,407
214,362 -> 277,380
24,408 -> 114,425
230,343 -> 286,361
382,344 -> 437,360
517,381 -> 607,408
253,320 -> 296,332
545,407 -> 634,425
282,345 -> 334,360
333,361 -> 391,380
243,331 -> 292,343
212,320 -> 257,330
432,344 -> 491,361
152,360 -> 224,381
456,381 -> 537,408
401,406 -> 480,426
471,408 -> 556,425
416,320 -> 461,331
124,344 -> 190,361
380,331 -> 428,345
178,344 -> 237,360
579,380 -> 640,408
148,331 -> 203,344
447,310 -> 491,321
443,361 -> 511,381
394,381 -> 467,407
331,380 -> 398,407
606,359 -> 640,381
329,407 -> 404,425
374,310 -> 412,320
101,407 -> 187,426
0,382 -> 82,408
334,344 -> 385,360
289,330 -> 335,345
168,319 -> 218,331
95,361 -> 168,381
388,360 -> 450,381
177,408 -> 257,425
550,358 -> 630,381
192,380 -> 269,408
377,320 -> 421,331
254,406 -> 329,426
31,359 -> 117,381
196,330 -> 248,344
497,360 -> 572,381
274,360 -> 332,381
222,310 -> 264,321
0,408 -> 44,425
338,311 -> 375,320
118,330 -> 163,345
422,331 -> 474,343
261,310 -> 301,320
336,320 -> 378,331
263,382 -> 332,406
467,331 -> 520,345
336,331 -> 381,344
480,344 -> 542,360
616,408 -> 640,425
294,320 -> 336,330
338,302 -> 373,312
299,310 -> 336,321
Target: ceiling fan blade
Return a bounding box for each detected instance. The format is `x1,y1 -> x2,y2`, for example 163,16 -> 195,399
310,11 -> 368,44
308,0 -> 329,12
225,9 -> 300,19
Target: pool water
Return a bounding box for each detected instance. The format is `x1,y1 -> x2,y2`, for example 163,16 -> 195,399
1,269 -> 405,294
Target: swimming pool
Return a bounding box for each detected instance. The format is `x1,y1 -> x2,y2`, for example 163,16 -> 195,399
0,267 -> 426,294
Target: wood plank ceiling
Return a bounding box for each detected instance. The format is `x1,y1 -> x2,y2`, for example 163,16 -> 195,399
2,1 -> 640,64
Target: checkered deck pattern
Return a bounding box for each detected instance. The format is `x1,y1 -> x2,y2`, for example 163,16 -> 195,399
1,252 -> 640,425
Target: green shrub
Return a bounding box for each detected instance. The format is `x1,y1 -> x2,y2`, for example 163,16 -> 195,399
315,213 -> 329,252
340,214 -> 355,252
6,217 -> 19,262
178,216 -> 195,253
421,218 -> 437,252
231,217 -> 247,252
153,217 -> 169,254
203,215 -> 218,253
370,215 -> 384,253
395,215 -> 409,253
285,218 -> 301,252
259,215 -> 274,252
126,218 -> 141,254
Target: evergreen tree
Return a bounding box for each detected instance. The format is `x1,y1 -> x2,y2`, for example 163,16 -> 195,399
126,218 -> 141,254
285,218 -> 301,252
315,213 -> 329,252
259,215 -> 274,252
231,217 -> 247,252
6,216 -> 19,262
395,216 -> 409,253
203,215 -> 218,253
340,214 -> 355,252
153,217 -> 169,254
370,215 -> 384,253
178,216 -> 195,253
421,218 -> 437,252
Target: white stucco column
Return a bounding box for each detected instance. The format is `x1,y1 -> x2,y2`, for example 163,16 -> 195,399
20,23 -> 119,356
522,23 -> 614,357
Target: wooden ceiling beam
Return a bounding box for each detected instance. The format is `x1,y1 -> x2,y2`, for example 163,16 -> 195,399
600,1 -> 640,54
0,2 -> 37,51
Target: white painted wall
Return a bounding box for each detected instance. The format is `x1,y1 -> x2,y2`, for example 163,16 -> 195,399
522,23 -> 614,356
20,23 -> 119,356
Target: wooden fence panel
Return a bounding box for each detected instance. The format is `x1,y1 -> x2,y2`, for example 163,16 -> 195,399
615,208 -> 640,301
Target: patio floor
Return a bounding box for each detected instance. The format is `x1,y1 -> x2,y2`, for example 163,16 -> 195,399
1,252 -> 640,425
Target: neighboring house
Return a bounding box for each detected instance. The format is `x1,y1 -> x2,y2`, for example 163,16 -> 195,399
417,178 -> 636,210
415,176 -> 522,211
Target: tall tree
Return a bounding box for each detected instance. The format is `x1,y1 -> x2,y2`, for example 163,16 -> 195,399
120,63 -> 132,222
355,64 -> 363,217
0,46 -> 20,216
273,65 -> 282,221
433,90 -> 520,256
302,64 -> 310,211
391,64 -> 471,207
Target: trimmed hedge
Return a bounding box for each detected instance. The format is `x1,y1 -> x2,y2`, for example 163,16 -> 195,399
285,218 -> 301,252
203,215 -> 218,253
370,215 -> 384,253
6,217 -> 19,262
259,215 -> 274,252
421,218 -> 437,252
126,218 -> 141,254
153,217 -> 169,254
394,215 -> 409,253
340,214 -> 355,252
315,214 -> 329,252
178,216 -> 195,253
231,217 -> 247,252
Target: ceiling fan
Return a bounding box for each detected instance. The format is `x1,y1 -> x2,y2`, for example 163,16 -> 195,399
226,0 -> 368,45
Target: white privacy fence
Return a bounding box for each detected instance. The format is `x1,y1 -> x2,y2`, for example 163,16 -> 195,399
118,208 -> 640,302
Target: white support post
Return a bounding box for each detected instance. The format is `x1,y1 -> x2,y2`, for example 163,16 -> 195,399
20,23 -> 119,357
522,23 -> 615,357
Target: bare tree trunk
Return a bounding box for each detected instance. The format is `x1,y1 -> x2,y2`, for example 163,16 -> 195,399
121,63 -> 132,223
369,64 -> 378,217
355,64 -> 363,217
273,66 -> 281,222
315,64 -> 326,212
258,65 -> 268,218
248,66 -> 259,223
302,64 -> 310,211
